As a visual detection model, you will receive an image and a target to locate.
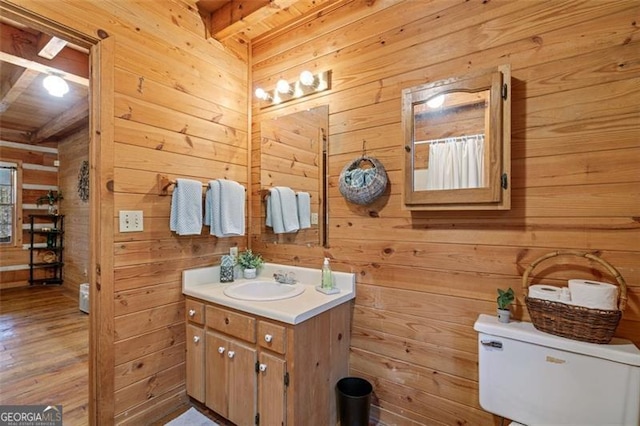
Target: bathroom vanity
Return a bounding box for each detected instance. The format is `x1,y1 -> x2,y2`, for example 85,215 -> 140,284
183,264 -> 355,425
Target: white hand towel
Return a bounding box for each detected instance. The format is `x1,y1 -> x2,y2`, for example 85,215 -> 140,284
265,193 -> 274,228
276,187 -> 299,233
266,187 -> 299,234
169,178 -> 203,235
218,179 -> 245,236
266,189 -> 284,233
203,180 -> 216,227
297,192 -> 311,229
206,180 -> 245,237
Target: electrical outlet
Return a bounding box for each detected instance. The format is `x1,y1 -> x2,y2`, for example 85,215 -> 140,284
311,212 -> 319,225
229,247 -> 238,257
119,210 -> 144,232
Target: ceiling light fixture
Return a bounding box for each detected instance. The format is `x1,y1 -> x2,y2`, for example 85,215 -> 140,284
254,70 -> 331,108
43,74 -> 69,97
427,94 -> 445,109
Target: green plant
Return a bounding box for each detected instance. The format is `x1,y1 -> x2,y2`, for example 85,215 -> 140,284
497,287 -> 515,310
36,190 -> 63,206
237,249 -> 264,270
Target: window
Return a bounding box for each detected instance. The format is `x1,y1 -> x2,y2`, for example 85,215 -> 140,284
0,161 -> 21,246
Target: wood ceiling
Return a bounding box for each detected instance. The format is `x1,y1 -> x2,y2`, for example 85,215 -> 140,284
0,0 -> 343,145
0,18 -> 89,145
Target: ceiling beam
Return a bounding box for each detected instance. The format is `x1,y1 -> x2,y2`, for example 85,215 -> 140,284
37,34 -> 68,60
210,0 -> 271,35
29,98 -> 88,144
211,0 -> 299,40
0,22 -> 88,86
0,67 -> 39,113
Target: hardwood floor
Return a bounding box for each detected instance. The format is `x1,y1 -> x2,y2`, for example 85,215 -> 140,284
0,286 -> 88,425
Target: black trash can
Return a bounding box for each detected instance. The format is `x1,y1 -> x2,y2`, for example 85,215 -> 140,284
336,377 -> 373,426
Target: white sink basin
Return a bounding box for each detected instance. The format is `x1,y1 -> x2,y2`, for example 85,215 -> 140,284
223,280 -> 305,301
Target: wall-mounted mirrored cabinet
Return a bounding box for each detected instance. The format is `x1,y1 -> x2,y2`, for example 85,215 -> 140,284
260,106 -> 328,247
402,65 -> 511,210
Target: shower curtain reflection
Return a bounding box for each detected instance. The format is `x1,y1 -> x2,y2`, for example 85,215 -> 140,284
415,134 -> 484,191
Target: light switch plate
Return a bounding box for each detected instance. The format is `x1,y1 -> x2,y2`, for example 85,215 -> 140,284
119,210 -> 144,232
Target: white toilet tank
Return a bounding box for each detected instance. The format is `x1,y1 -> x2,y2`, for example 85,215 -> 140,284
474,314 -> 640,425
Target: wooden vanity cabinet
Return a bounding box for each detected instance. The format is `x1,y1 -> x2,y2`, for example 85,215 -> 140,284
185,297 -> 351,425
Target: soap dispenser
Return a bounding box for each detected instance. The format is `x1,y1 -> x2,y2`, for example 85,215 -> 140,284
321,257 -> 333,289
317,257 -> 340,294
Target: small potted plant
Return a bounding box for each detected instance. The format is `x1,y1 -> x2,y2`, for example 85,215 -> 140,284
496,287 -> 515,323
36,190 -> 63,215
237,249 -> 264,279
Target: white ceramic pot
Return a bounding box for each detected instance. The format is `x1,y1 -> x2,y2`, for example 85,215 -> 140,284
243,268 -> 257,279
497,308 -> 511,323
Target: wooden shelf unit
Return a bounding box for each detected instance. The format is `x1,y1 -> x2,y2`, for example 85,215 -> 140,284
28,214 -> 64,286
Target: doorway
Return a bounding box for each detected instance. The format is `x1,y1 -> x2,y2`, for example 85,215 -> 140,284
0,2 -> 112,424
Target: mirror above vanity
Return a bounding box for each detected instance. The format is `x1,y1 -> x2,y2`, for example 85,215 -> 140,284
402,65 -> 511,210
260,106 -> 328,247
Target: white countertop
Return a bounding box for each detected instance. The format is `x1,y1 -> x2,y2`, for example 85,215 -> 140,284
182,263 -> 355,325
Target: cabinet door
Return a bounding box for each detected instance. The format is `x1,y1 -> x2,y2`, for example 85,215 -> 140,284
206,331 -> 229,417
228,341 -> 257,426
186,324 -> 205,402
258,352 -> 286,426
402,64 -> 511,210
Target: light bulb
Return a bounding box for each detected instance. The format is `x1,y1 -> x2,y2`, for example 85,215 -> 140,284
43,75 -> 69,97
255,87 -> 268,100
427,94 -> 445,108
276,79 -> 290,94
299,70 -> 315,86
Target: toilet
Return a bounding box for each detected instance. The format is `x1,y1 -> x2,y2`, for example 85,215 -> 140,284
474,314 -> 640,425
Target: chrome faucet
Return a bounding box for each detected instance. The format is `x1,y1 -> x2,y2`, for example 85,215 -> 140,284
273,270 -> 297,284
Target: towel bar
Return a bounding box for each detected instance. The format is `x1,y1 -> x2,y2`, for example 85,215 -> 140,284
158,174 -> 247,196
260,188 -> 312,200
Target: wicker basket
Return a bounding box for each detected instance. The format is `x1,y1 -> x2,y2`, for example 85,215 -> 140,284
338,156 -> 388,205
522,250 -> 627,344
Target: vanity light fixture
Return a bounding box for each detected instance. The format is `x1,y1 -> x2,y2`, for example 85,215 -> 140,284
42,74 -> 69,97
254,70 -> 332,108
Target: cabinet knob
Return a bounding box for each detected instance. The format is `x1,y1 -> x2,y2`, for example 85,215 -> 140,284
264,334 -> 273,343
259,363 -> 267,372
227,351 -> 235,359
188,309 -> 196,317
193,336 -> 200,343
218,346 -> 226,354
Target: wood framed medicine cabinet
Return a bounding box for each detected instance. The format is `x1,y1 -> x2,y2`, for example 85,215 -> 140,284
402,64 -> 511,210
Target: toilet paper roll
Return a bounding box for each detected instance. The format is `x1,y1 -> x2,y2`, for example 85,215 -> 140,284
568,279 -> 618,310
528,285 -> 562,301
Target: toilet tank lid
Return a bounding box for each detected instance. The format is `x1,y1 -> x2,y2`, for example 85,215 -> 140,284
474,314 -> 640,366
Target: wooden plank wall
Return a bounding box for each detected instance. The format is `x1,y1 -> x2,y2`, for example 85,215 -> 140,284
58,126 -> 90,296
5,0 -> 249,424
0,140 -> 58,289
250,1 -> 640,424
